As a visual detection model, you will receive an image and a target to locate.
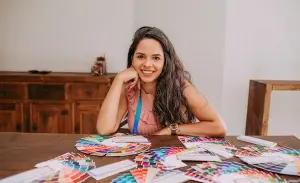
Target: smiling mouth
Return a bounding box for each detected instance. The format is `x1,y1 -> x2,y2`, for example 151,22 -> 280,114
142,70 -> 155,74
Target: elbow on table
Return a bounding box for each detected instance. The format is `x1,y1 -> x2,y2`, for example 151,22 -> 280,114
214,122 -> 227,137
96,121 -> 116,136
215,126 -> 226,137
96,127 -> 116,136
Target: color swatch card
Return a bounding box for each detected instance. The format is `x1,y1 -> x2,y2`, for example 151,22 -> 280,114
178,136 -> 237,150
130,167 -> 160,183
112,135 -> 150,143
178,136 -> 236,160
177,147 -> 222,162
152,169 -> 188,183
0,166 -> 55,183
88,159 -> 137,181
75,133 -> 151,157
235,145 -> 300,176
185,161 -> 289,183
111,173 -> 137,183
135,154 -> 167,170
134,147 -> 189,170
112,168 -> 187,183
32,152 -> 96,183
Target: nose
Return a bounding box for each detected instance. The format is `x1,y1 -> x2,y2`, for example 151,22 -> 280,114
144,58 -> 153,67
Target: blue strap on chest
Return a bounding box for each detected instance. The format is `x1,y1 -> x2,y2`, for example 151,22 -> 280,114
132,91 -> 142,135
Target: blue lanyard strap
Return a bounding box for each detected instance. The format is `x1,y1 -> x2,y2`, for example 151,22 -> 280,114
132,91 -> 142,135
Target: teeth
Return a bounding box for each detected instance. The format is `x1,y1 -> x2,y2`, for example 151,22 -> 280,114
142,70 -> 154,74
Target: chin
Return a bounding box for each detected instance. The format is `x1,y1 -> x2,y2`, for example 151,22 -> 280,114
139,76 -> 157,83
138,71 -> 160,83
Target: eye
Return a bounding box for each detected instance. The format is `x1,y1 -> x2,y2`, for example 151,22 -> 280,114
137,55 -> 144,59
154,56 -> 160,60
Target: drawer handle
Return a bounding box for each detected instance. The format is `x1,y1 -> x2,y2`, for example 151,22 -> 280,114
61,110 -> 69,116
32,123 -> 37,132
0,89 -> 7,97
74,123 -> 79,133
15,123 -> 21,132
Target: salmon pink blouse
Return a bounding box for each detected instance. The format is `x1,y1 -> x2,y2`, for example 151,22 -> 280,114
125,85 -> 162,135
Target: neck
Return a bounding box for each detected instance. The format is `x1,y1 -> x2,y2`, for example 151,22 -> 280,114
141,81 -> 156,94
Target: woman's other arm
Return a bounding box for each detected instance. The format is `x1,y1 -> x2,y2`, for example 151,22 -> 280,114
96,75 -> 127,135
96,67 -> 139,135
154,81 -> 226,137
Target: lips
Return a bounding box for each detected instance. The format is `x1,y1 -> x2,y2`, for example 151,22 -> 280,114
142,70 -> 154,74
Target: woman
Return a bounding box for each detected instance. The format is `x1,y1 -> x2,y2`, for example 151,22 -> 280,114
97,26 -> 226,137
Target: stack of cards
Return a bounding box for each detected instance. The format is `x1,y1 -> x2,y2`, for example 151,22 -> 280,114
151,169 -> 189,183
88,159 -> 137,181
112,168 -> 188,183
134,154 -> 168,170
235,145 -> 300,176
112,135 -> 149,143
178,136 -> 236,150
185,161 -> 289,183
134,147 -> 189,170
177,147 -> 222,162
150,147 -> 188,161
34,152 -> 96,183
75,133 -> 151,156
178,136 -> 236,160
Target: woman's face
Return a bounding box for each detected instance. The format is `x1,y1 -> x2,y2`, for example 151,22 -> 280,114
132,38 -> 165,83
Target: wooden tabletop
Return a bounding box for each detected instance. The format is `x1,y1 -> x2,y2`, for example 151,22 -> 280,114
0,132 -> 299,182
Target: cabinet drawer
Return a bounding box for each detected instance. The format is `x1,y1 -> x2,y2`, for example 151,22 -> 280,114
67,83 -> 109,99
0,84 -> 24,99
28,84 -> 65,100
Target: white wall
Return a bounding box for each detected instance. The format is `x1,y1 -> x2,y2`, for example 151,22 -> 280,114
1,0 -> 299,136
134,0 -> 226,111
0,0 -> 134,73
222,0 -> 300,136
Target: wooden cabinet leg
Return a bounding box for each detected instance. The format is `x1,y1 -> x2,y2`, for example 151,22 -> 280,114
245,80 -> 272,136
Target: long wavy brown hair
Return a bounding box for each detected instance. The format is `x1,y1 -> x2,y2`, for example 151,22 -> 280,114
127,26 -> 195,127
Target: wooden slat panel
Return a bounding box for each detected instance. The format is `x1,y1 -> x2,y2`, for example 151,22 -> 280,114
272,84 -> 300,90
30,103 -> 72,133
66,83 -> 109,99
28,84 -> 65,100
0,84 -> 24,99
75,101 -> 102,134
0,103 -> 22,132
245,80 -> 272,136
255,80 -> 300,85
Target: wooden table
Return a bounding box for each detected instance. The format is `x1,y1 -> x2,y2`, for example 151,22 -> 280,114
245,80 -> 300,136
0,133 -> 300,182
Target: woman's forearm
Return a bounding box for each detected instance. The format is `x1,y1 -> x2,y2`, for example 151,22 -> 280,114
156,121 -> 226,137
176,121 -> 226,137
96,75 -> 125,135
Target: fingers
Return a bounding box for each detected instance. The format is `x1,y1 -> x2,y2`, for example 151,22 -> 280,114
137,80 -> 140,90
130,75 -> 139,89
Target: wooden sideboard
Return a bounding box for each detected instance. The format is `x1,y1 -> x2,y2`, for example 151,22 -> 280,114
0,71 -> 116,134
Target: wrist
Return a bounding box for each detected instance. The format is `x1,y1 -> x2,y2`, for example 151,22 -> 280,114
165,127 -> 171,135
169,123 -> 180,135
115,73 -> 126,83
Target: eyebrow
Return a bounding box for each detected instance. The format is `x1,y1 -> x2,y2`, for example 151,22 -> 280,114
152,54 -> 162,56
135,52 -> 162,56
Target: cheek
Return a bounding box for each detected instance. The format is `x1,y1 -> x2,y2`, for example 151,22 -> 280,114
156,61 -> 164,72
132,59 -> 141,69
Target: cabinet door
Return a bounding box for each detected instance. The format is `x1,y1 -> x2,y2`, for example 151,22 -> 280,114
30,103 -> 72,133
0,102 -> 23,132
75,101 -> 102,134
